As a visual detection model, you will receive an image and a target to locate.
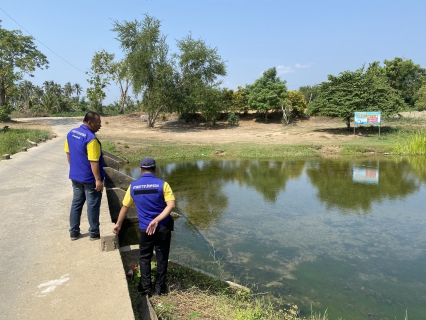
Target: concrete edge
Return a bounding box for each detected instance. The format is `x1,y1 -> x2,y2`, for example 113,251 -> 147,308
103,150 -> 129,163
139,295 -> 158,320
100,190 -> 119,252
104,155 -> 120,170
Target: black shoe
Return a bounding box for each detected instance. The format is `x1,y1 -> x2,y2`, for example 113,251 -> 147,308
154,283 -> 168,296
70,232 -> 80,241
137,283 -> 152,297
90,233 -> 100,241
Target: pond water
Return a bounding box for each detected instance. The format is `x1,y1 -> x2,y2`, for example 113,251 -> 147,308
120,157 -> 426,319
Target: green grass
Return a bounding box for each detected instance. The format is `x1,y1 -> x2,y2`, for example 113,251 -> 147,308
102,142 -> 320,163
127,261 -> 327,320
0,126 -> 51,156
99,120 -> 426,161
394,130 -> 426,155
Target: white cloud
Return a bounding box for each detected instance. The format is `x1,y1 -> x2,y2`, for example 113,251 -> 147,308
295,63 -> 311,69
276,65 -> 294,75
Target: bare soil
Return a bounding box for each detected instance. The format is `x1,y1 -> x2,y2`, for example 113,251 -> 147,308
97,113 -> 359,146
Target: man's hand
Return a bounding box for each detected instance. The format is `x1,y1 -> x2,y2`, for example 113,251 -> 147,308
95,180 -> 104,192
113,223 -> 121,234
146,220 -> 158,235
90,161 -> 103,192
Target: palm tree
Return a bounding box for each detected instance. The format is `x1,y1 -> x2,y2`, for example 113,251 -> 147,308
43,81 -> 62,97
43,80 -> 53,93
41,93 -> 59,113
73,83 -> 83,98
64,82 -> 73,97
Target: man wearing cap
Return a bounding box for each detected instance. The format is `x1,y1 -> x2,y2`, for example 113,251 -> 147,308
113,157 -> 175,296
64,111 -> 104,241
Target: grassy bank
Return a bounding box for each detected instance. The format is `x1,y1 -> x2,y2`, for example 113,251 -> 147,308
0,125 -> 51,156
101,135 -> 414,163
102,141 -> 320,163
127,262 -> 331,320
100,117 -> 426,161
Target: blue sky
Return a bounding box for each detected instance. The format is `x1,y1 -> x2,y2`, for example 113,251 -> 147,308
1,0 -> 425,104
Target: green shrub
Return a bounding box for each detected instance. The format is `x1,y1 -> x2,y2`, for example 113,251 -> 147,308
0,105 -> 12,121
228,113 -> 239,126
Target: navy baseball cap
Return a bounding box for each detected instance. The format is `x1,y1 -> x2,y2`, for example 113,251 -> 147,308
140,157 -> 156,168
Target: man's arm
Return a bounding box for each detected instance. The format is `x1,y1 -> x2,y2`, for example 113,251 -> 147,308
64,139 -> 70,164
113,205 -> 130,234
90,161 -> 104,192
146,200 -> 176,235
87,139 -> 103,191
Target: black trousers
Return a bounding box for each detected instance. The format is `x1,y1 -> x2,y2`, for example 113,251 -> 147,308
139,223 -> 172,293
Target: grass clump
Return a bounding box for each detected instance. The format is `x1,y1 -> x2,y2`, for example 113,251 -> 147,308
394,130 -> 426,155
0,126 -> 51,156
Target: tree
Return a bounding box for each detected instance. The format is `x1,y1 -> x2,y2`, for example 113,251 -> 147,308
222,88 -> 234,111
289,90 -> 307,116
0,23 -> 48,119
414,83 -> 426,111
63,82 -> 73,97
113,15 -> 174,127
41,93 -> 59,114
73,83 -> 83,97
383,57 -> 426,107
113,15 -> 227,127
197,86 -> 223,123
307,63 -> 407,130
280,90 -> 306,125
244,67 -> 287,121
43,80 -> 62,97
172,33 -> 226,120
86,50 -> 115,113
113,59 -> 131,114
232,86 -> 248,112
299,84 -> 320,103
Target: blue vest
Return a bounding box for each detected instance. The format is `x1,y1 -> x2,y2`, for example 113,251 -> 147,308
130,173 -> 171,230
67,124 -> 105,184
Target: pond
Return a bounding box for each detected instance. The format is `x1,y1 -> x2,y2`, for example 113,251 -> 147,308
120,157 -> 426,319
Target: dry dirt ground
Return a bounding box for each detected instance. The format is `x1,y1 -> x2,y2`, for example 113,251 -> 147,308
6,111 -> 426,147
97,113 -> 358,146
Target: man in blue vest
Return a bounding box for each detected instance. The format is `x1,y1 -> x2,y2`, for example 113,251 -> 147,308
64,111 -> 104,241
113,157 -> 175,296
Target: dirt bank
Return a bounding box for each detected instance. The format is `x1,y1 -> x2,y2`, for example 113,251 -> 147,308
97,113 -> 359,146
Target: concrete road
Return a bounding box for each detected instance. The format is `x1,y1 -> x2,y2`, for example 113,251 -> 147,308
0,118 -> 134,319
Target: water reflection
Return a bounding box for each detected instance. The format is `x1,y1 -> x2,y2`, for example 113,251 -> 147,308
162,161 -> 229,229
305,158 -> 420,213
121,157 -> 426,319
233,159 -> 305,202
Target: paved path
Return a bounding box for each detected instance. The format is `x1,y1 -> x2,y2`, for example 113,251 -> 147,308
0,118 -> 134,319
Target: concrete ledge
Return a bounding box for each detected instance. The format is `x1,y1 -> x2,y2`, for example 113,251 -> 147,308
139,296 -> 158,320
104,150 -> 129,163
105,167 -> 135,189
104,155 -> 120,170
100,189 -> 118,252
106,187 -> 138,222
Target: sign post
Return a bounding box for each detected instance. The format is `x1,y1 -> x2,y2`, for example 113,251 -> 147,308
354,112 -> 381,135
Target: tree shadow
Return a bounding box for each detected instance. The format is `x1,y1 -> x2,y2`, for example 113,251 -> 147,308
313,125 -> 401,136
158,121 -> 236,133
